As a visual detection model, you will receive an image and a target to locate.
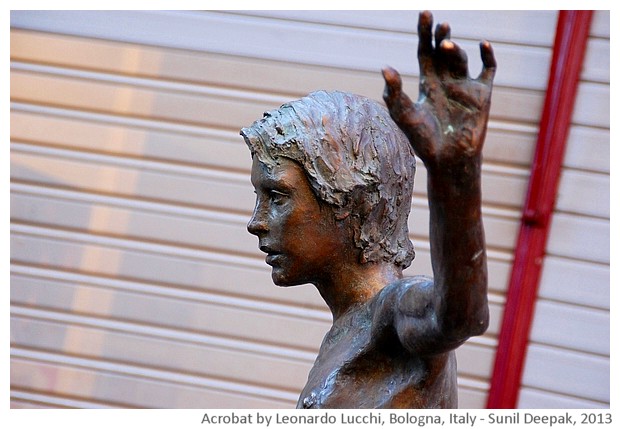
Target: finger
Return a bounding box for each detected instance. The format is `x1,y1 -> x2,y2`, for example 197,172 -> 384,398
478,40 -> 497,83
382,66 -> 415,121
434,22 -> 451,49
417,11 -> 434,74
382,66 -> 405,105
440,39 -> 469,78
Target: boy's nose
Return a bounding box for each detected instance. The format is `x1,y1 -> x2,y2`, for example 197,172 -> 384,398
247,210 -> 268,236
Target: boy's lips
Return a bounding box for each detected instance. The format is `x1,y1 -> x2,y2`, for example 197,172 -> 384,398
259,244 -> 282,265
259,244 -> 279,254
265,253 -> 282,266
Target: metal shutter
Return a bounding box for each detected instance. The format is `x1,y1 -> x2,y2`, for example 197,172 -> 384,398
10,10 -> 609,408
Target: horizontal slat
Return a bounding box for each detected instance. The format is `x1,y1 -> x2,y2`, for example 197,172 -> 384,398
454,341 -> 495,380
564,125 -> 610,174
11,350 -> 490,409
10,146 -> 255,214
457,390 -> 486,409
518,388 -> 609,409
10,142 -> 530,216
11,314 -> 312,392
10,108 -> 534,205
10,180 -> 250,228
10,183 -> 519,260
405,161 -> 529,212
10,228 -> 327,310
555,169 -> 609,218
10,293 -> 317,361
521,344 -> 609,404
10,28 -> 367,99
10,190 -> 258,258
10,235 -> 504,338
11,390 -> 114,409
10,272 -> 331,353
12,156 -> 517,255
230,10 -> 558,47
10,69 -> 278,132
547,213 -> 609,264
590,10 -> 610,38
11,303 -> 496,407
9,28 -> 543,125
11,352 -> 295,408
9,144 -> 527,268
410,203 -> 519,252
9,169 -> 515,293
483,127 -> 536,167
10,105 -> 538,169
10,62 -> 548,140
11,399 -> 57,409
5,224 -> 509,343
10,374 -> 488,410
12,307 -> 497,392
529,300 -> 609,355
10,223 -> 507,340
10,10 -> 554,91
582,37 -> 610,83
572,81 -> 610,128
539,256 -> 609,310
10,110 -> 250,171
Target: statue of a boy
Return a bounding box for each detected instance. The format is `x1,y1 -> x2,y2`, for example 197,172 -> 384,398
240,11 -> 496,408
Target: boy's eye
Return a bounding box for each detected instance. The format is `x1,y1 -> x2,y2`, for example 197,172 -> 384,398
269,189 -> 288,204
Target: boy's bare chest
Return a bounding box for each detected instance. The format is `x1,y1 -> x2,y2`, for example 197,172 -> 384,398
297,307 -> 432,409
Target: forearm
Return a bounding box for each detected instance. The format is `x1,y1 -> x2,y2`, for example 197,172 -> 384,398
426,156 -> 489,340
371,159 -> 488,355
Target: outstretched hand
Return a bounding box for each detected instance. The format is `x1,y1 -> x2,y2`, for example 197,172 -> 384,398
383,11 -> 496,170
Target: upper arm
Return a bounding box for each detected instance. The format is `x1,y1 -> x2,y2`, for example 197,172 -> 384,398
383,276 -> 469,356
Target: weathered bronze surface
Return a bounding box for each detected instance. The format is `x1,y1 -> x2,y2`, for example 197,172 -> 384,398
240,11 -> 495,409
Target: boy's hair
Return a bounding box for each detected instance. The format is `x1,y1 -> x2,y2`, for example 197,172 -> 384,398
240,90 -> 416,268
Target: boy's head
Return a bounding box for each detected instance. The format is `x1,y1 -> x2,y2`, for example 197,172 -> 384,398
241,90 -> 416,269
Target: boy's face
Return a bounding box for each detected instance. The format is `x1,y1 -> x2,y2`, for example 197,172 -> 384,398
248,157 -> 354,286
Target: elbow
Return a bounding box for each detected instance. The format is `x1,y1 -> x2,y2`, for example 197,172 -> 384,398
471,310 -> 490,336
466,278 -> 490,337
468,304 -> 490,337
443,304 -> 489,342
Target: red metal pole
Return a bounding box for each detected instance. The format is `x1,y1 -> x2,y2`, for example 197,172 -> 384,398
486,10 -> 593,409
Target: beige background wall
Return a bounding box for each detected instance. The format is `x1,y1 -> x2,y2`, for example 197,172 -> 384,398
10,10 -> 609,408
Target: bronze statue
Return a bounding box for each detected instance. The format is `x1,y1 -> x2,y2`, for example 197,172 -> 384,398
240,11 -> 495,408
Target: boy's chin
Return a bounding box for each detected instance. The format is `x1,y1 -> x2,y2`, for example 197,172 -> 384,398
271,270 -> 306,287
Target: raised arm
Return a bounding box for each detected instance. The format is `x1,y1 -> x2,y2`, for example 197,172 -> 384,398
381,11 -> 495,353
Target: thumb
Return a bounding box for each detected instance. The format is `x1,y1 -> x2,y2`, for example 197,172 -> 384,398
382,66 -> 415,124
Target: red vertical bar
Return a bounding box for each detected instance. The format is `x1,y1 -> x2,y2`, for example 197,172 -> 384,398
486,10 -> 593,409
